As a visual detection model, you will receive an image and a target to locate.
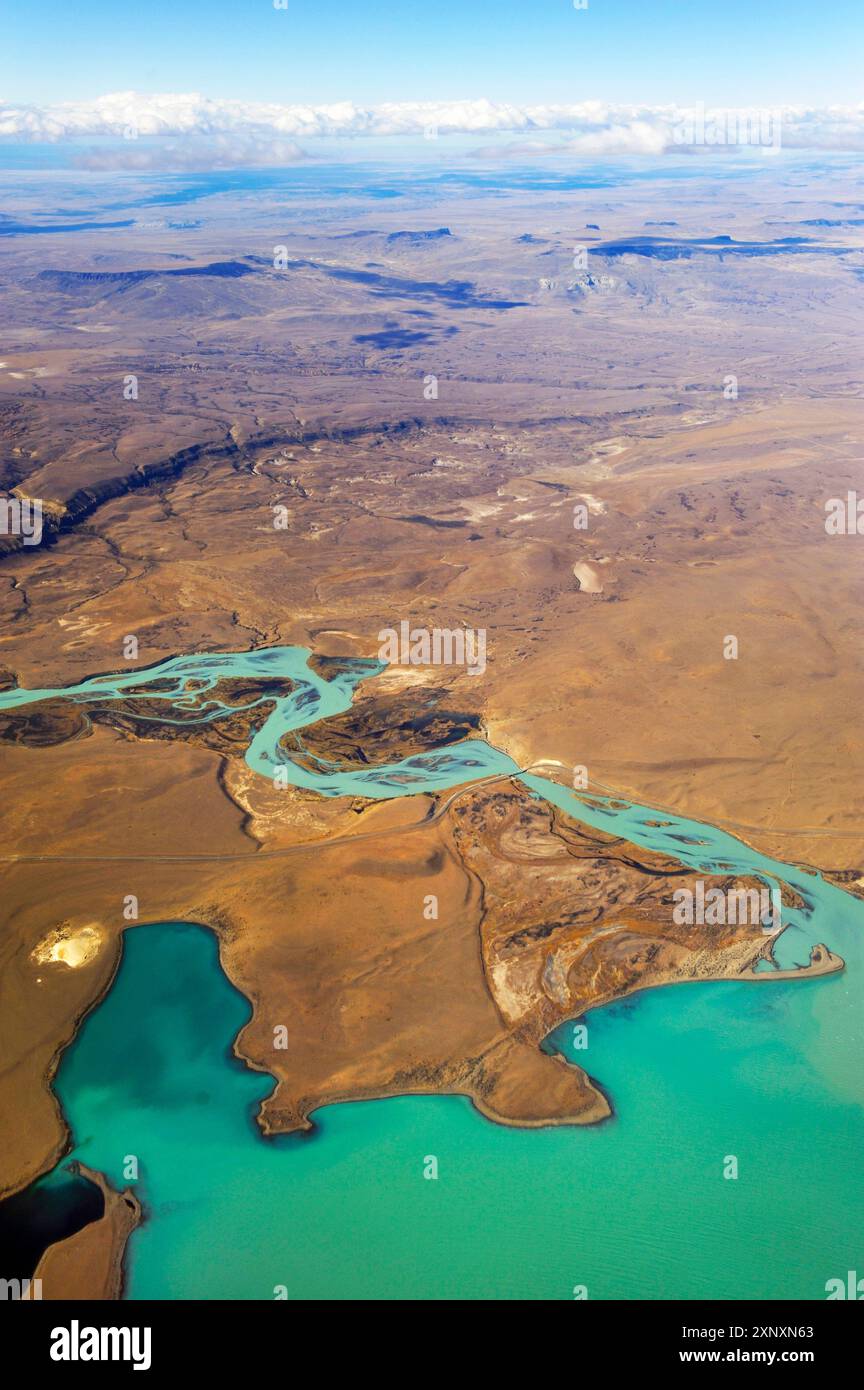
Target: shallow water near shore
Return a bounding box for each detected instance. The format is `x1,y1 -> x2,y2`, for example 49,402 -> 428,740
54,915 -> 861,1301
4,647 -> 862,1298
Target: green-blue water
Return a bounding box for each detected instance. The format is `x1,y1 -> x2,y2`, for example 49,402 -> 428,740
0,646 -> 515,796
4,648 -> 861,1299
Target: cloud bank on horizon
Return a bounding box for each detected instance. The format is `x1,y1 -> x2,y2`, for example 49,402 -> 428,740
2,93 -> 864,161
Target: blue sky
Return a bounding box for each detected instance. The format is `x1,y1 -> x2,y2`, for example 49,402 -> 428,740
5,0 -> 862,107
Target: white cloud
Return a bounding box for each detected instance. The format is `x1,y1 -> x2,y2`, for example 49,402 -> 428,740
1,93 -> 863,152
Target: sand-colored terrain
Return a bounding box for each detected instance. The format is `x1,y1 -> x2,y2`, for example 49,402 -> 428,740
27,1164 -> 141,1301
1,161 -> 862,1264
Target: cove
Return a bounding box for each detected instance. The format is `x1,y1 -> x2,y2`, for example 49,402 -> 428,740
2,646 -> 861,1298
0,646 -> 516,797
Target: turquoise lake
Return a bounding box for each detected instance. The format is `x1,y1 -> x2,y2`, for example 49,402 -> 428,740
3,648 -> 861,1299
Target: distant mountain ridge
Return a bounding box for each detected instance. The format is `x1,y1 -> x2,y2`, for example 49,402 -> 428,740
37,260 -> 257,290
386,228 -> 452,244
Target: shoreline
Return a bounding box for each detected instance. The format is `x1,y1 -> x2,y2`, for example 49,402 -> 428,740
28,1162 -> 141,1302
16,922 -> 846,1301
1,687 -> 854,1297
3,774 -> 849,1199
